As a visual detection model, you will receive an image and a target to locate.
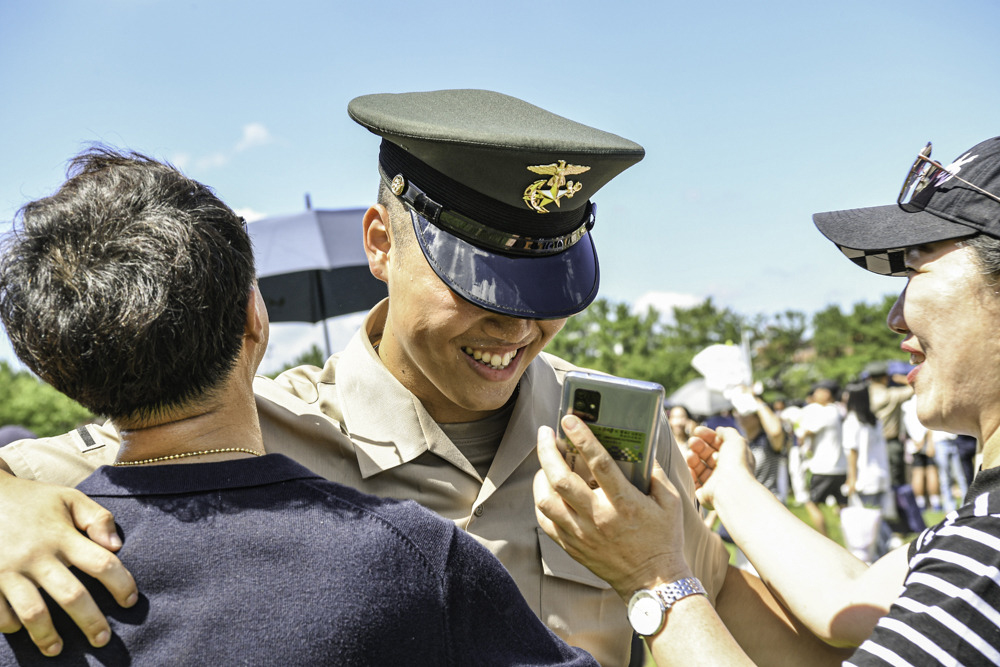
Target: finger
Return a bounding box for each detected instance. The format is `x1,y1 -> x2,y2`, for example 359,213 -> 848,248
685,446 -> 711,472
532,465 -> 584,552
0,596 -> 22,634
68,495 -> 123,552
695,464 -> 715,487
0,575 -> 63,656
690,424 -> 713,440
715,426 -> 739,440
536,425 -> 597,513
532,470 -> 567,539
647,461 -> 680,510
691,425 -> 722,448
686,436 -> 713,461
686,455 -> 709,485
560,415 -> 628,498
64,535 -> 137,610
695,486 -> 714,510
688,428 -> 723,465
533,426 -> 593,528
33,560 -> 112,648
536,426 -> 572,481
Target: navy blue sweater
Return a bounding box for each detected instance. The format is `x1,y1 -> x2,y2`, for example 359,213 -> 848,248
1,454 -> 596,666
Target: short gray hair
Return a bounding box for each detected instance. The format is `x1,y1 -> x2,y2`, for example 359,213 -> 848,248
965,234 -> 1000,278
376,179 -> 414,253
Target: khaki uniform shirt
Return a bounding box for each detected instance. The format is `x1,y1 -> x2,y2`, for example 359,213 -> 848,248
1,302 -> 729,666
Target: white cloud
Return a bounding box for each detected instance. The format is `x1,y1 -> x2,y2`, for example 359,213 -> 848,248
170,152 -> 191,170
174,123 -> 273,174
632,291 -> 703,321
195,152 -> 229,170
235,123 -> 272,152
234,207 -> 267,223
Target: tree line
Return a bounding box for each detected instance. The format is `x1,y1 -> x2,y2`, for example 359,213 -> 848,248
544,294 -> 904,402
2,293 -> 904,437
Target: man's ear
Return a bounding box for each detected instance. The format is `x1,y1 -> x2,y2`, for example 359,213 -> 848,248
363,204 -> 391,283
244,283 -> 266,344
243,283 -> 269,374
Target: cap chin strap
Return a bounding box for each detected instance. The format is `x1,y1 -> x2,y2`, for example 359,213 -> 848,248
379,167 -> 595,257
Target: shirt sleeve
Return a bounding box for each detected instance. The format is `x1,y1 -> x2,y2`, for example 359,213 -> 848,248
797,404 -> 823,437
656,412 -> 730,602
0,423 -> 118,485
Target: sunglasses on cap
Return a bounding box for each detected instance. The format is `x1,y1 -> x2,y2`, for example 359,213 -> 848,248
898,142 -> 1000,212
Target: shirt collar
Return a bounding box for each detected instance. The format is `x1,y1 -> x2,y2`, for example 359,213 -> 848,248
335,300 -> 557,485
335,301 -> 479,479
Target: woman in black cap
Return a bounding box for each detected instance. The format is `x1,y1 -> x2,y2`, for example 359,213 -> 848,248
536,136 -> 1000,666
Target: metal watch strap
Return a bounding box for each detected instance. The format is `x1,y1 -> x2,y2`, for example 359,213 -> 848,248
654,576 -> 707,609
627,576 -> 707,637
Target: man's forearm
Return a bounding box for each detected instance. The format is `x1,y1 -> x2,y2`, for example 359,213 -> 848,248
646,587 -> 755,667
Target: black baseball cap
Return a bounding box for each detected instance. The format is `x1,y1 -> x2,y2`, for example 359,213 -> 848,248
348,89 -> 645,319
814,136 -> 1000,276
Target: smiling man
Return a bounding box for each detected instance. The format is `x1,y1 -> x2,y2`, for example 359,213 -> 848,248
0,90 -> 815,665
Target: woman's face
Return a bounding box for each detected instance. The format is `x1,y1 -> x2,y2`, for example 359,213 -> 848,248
668,406 -> 691,435
888,239 -> 1000,443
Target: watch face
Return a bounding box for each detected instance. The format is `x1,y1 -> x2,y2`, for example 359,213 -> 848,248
627,591 -> 665,636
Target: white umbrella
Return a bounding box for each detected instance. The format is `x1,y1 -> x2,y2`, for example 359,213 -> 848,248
248,208 -> 387,356
667,378 -> 732,418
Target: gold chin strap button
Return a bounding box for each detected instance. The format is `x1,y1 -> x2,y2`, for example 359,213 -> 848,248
390,173 -> 406,196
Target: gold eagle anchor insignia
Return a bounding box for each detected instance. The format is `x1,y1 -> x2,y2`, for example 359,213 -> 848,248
523,160 -> 591,213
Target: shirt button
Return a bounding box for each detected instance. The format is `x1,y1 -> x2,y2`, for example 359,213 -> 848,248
474,504 -> 485,517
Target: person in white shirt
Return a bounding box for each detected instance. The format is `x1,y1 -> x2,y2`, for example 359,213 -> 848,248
797,380 -> 847,536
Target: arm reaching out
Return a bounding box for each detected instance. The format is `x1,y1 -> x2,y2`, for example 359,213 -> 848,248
688,426 -> 908,647
0,471 -> 137,656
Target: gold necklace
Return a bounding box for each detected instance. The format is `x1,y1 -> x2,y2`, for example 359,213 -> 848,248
113,448 -> 263,466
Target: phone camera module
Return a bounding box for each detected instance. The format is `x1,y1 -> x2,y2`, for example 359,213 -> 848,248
572,388 -> 601,422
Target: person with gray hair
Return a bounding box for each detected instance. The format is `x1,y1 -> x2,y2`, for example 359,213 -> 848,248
0,146 -> 597,666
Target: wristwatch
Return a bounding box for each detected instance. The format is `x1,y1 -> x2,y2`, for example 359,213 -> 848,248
627,577 -> 707,636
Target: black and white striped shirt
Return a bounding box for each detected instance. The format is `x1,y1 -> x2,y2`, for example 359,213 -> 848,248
847,466 -> 1000,666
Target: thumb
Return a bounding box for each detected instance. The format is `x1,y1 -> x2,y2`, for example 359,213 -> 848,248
648,462 -> 680,511
68,493 -> 122,551
694,486 -> 714,511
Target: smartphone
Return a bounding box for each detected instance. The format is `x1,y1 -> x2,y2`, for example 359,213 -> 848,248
558,371 -> 665,493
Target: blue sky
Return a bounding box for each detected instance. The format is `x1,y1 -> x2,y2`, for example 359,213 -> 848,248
2,0 -> 999,374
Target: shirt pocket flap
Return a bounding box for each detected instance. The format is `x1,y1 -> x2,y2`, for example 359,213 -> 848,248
537,528 -> 611,590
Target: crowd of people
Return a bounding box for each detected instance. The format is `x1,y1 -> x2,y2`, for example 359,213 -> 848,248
671,367 -> 980,568
0,88 -> 997,666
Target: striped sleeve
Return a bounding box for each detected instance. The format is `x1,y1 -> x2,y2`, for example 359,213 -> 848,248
846,492 -> 1000,666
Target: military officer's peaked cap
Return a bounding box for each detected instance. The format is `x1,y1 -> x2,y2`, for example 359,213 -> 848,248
348,89 -> 644,319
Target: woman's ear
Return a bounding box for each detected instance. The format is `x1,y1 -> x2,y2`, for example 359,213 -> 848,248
363,204 -> 391,283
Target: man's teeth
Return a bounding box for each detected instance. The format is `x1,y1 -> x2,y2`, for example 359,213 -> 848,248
463,347 -> 518,369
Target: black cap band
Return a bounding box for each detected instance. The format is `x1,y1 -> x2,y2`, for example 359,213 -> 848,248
378,140 -> 588,237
